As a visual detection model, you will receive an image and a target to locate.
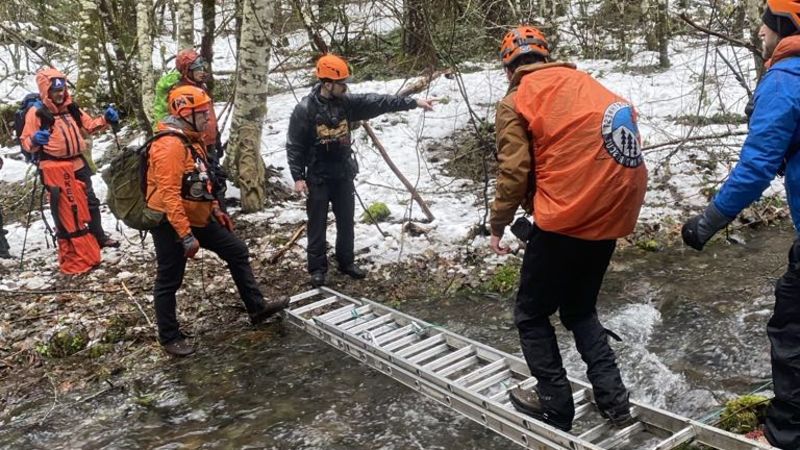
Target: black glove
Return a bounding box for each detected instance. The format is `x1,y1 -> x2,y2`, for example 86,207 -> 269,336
681,203 -> 733,251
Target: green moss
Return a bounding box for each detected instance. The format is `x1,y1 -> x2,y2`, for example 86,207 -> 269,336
718,395 -> 770,434
89,343 -> 114,358
484,263 -> 520,294
41,327 -> 89,358
133,394 -> 157,408
361,202 -> 391,224
103,316 -> 128,343
636,239 -> 661,252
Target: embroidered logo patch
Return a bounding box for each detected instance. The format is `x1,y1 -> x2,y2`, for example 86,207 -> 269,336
601,102 -> 643,168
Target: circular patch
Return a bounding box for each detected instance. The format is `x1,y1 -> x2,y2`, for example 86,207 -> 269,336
601,102 -> 643,168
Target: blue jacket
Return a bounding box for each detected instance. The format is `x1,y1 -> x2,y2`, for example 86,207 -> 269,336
714,56 -> 800,233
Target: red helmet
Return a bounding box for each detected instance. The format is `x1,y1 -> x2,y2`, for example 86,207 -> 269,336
176,49 -> 202,76
499,26 -> 549,67
315,54 -> 350,81
767,0 -> 800,28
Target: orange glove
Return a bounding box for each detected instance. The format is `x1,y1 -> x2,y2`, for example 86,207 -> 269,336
212,207 -> 234,232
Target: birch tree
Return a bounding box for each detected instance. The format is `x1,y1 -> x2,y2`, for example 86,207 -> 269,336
201,0 -> 215,93
177,0 -> 195,50
744,0 -> 764,77
137,0 -> 155,124
226,0 -> 272,212
76,0 -> 100,106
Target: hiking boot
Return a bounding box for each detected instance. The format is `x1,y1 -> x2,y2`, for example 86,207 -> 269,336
99,235 -> 121,248
600,405 -> 636,428
509,386 -> 573,432
338,264 -> 366,279
250,297 -> 289,325
162,337 -> 195,357
0,251 -> 11,260
310,271 -> 326,287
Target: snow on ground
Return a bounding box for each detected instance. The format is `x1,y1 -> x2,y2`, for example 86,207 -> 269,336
0,28 -> 779,275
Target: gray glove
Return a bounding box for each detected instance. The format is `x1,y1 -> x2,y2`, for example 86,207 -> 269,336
182,234 -> 200,258
681,203 -> 733,251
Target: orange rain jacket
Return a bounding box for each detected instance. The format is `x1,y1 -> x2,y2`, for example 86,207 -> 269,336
20,68 -> 108,171
146,120 -> 217,238
493,63 -> 647,241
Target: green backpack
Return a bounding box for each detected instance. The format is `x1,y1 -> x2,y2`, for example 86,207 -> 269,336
103,131 -> 192,230
152,70 -> 182,128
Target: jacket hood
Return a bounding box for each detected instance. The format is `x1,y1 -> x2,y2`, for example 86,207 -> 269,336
35,67 -> 73,113
508,62 -> 577,93
767,35 -> 800,69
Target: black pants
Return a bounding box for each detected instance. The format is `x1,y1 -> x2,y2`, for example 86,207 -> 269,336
150,220 -> 266,344
74,165 -> 107,242
306,178 -> 355,274
766,239 -> 800,449
0,207 -> 9,256
514,225 -> 628,419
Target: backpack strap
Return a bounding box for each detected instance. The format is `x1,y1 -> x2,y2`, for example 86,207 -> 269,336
138,130 -> 198,197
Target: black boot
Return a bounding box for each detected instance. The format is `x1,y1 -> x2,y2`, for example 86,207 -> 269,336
517,333 -> 575,430
310,271 -> 326,287
338,264 -> 366,279
571,314 -> 632,426
250,297 -> 289,325
0,229 -> 10,259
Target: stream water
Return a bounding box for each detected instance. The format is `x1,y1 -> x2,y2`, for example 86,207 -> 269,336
1,225 -> 794,449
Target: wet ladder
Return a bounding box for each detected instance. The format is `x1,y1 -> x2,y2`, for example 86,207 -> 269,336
286,287 -> 775,450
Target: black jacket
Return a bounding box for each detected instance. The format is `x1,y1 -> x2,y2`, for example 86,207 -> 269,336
286,84 -> 417,182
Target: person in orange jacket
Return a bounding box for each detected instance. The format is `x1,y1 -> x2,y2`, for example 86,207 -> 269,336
146,85 -> 287,357
489,26 -> 647,432
20,67 -> 120,248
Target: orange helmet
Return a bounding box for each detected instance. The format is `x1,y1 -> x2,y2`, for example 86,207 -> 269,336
316,54 -> 350,80
499,26 -> 549,67
168,85 -> 211,119
767,0 -> 800,28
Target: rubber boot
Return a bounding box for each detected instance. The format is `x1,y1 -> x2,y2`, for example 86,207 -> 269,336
0,229 -> 10,259
571,314 -> 632,426
516,333 -> 575,431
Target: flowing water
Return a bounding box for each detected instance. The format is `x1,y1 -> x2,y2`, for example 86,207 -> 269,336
1,225 -> 794,449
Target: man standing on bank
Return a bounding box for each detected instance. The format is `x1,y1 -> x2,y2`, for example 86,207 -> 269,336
286,54 -> 435,287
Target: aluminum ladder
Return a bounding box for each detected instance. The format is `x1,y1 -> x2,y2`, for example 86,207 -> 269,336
286,287 -> 775,450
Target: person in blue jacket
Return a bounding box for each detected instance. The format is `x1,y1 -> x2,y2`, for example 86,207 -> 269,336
682,2 -> 800,448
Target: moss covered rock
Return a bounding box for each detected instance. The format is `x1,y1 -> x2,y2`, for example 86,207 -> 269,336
484,263 -> 520,294
38,326 -> 90,358
718,395 -> 770,434
361,202 -> 391,224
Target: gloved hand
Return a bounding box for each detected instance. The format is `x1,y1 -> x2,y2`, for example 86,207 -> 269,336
33,130 -> 50,146
681,203 -> 734,251
104,106 -> 120,125
182,234 -> 200,258
212,207 -> 234,232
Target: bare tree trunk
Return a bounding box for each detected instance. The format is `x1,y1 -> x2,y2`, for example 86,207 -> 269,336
137,0 -> 155,125
177,0 -> 195,49
403,0 -> 437,67
201,0 -> 215,93
226,0 -> 272,212
76,0 -> 100,107
744,0 -> 764,77
656,0 -> 670,68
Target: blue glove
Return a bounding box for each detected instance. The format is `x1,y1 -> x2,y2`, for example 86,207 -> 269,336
33,100 -> 44,110
681,203 -> 734,251
104,106 -> 119,125
33,130 -> 50,146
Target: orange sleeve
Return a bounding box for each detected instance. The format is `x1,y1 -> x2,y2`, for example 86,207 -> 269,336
78,109 -> 108,134
150,137 -> 192,237
20,107 -> 42,153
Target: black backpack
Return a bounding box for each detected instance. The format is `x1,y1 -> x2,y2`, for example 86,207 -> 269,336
13,93 -> 82,163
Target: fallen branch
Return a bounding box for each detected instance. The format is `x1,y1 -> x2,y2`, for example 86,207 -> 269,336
643,131 -> 748,152
0,288 -> 123,296
122,281 -> 152,327
267,223 -> 307,264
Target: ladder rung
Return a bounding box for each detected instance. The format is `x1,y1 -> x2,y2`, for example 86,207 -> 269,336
383,333 -> 421,352
374,324 -> 413,346
328,306 -> 373,326
467,369 -> 512,393
407,343 -> 450,365
574,401 -> 595,420
314,304 -> 355,322
289,288 -> 322,304
652,426 -> 695,450
396,334 -> 445,358
362,324 -> 397,341
596,422 -> 645,449
578,423 -> 606,442
454,359 -> 506,386
573,388 -> 589,403
290,295 -> 339,315
347,314 -> 395,334
422,346 -> 474,372
437,355 -> 479,377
